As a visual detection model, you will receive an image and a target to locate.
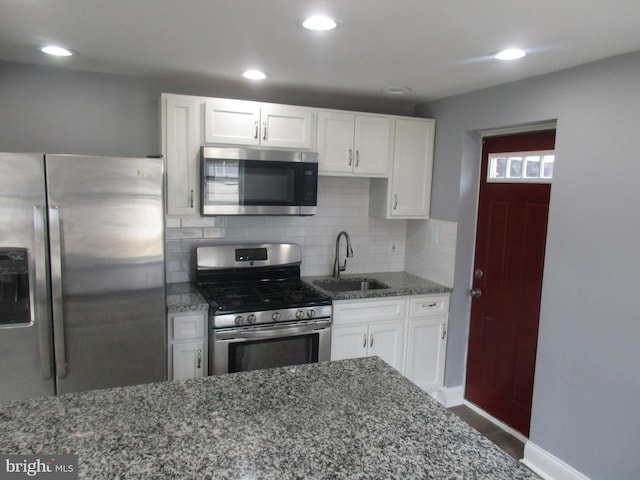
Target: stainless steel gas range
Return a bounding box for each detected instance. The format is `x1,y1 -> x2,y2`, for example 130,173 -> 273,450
196,243 -> 332,375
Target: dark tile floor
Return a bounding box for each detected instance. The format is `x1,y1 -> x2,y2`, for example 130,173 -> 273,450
449,404 -> 525,460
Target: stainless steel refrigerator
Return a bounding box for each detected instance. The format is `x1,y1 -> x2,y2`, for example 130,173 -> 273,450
0,152 -> 166,402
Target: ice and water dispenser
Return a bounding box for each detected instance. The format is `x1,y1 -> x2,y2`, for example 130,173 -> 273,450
0,248 -> 32,325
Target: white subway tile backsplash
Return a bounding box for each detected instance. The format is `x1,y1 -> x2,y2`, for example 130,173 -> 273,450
181,217 -> 222,228
165,228 -> 203,239
405,218 -> 457,288
165,217 -> 181,228
203,228 -> 224,238
164,177 -> 457,284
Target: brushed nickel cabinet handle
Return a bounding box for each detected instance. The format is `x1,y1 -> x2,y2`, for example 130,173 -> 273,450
441,324 -> 447,340
362,333 -> 367,348
254,121 -> 259,139
369,333 -> 374,348
262,121 -> 267,141
355,150 -> 360,167
393,194 -> 398,210
196,349 -> 202,369
189,189 -> 194,208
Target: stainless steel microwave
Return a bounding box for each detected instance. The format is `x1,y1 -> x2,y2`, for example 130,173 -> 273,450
200,147 -> 318,216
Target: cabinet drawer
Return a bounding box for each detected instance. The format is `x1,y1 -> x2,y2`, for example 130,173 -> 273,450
170,312 -> 206,340
333,298 -> 405,325
408,295 -> 449,318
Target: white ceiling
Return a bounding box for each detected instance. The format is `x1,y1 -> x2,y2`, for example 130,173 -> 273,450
1,0 -> 639,102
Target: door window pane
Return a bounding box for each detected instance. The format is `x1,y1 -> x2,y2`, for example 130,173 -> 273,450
488,150 -> 555,183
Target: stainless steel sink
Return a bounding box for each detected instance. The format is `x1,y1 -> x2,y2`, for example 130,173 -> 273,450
313,278 -> 389,292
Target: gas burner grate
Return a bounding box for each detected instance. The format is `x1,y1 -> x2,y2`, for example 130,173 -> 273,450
199,280 -> 326,310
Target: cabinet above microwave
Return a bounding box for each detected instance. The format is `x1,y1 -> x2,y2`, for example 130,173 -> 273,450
204,99 -> 314,150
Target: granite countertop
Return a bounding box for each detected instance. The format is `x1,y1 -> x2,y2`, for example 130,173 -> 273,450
303,271 -> 452,301
166,282 -> 208,313
0,357 -> 536,479
167,272 -> 451,312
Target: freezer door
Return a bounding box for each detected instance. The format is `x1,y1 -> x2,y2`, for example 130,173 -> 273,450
45,154 -> 166,394
0,153 -> 55,402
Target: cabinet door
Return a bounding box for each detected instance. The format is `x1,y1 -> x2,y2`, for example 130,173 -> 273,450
204,99 -> 260,145
164,95 -> 201,215
316,111 -> 355,174
333,298 -> 405,325
172,313 -> 206,341
368,321 -> 405,373
172,340 -> 206,380
353,115 -> 391,176
404,318 -> 447,391
331,324 -> 368,361
389,118 -> 435,218
261,105 -> 313,149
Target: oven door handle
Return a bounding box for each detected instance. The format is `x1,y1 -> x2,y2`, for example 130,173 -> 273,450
214,319 -> 330,342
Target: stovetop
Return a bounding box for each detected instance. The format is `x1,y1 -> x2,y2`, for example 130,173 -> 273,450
195,243 -> 332,327
198,279 -> 332,315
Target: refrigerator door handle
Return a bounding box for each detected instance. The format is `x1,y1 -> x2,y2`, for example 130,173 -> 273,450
33,205 -> 53,380
48,205 -> 68,379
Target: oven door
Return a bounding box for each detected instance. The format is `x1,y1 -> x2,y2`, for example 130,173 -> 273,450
210,318 -> 331,375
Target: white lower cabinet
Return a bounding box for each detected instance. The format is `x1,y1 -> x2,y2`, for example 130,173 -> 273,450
404,295 -> 449,392
331,294 -> 449,392
331,297 -> 406,373
332,321 -> 405,373
168,311 -> 208,380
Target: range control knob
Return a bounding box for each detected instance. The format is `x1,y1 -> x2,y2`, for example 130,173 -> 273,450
234,315 -> 244,326
247,314 -> 256,324
296,310 -> 305,320
307,309 -> 316,319
272,312 -> 281,322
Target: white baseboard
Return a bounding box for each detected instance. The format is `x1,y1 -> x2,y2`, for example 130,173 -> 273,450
522,442 -> 591,480
433,384 -> 464,407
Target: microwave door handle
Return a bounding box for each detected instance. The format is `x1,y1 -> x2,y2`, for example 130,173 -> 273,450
48,206 -> 68,379
33,205 -> 53,380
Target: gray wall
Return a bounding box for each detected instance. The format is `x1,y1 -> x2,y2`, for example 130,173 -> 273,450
0,61 -> 417,157
422,51 -> 640,479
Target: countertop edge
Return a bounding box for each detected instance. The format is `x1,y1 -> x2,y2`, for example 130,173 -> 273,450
303,271 -> 452,301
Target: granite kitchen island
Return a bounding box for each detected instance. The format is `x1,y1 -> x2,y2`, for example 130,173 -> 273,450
0,357 -> 537,479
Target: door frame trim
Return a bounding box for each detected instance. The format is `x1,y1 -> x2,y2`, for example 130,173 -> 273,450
479,121 -> 557,139
462,127 -> 556,435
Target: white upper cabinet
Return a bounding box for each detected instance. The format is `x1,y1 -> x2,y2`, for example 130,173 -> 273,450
370,117 -> 435,219
204,98 -> 260,146
261,104 -> 314,149
204,99 -> 313,149
317,110 -> 391,176
162,94 -> 203,216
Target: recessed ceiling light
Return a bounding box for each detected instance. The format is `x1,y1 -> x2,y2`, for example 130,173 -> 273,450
40,45 -> 74,57
243,69 -> 267,80
301,15 -> 339,31
494,48 -> 526,61
382,86 -> 412,95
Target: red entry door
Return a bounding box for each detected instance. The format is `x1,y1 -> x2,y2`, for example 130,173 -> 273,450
465,130 -> 555,437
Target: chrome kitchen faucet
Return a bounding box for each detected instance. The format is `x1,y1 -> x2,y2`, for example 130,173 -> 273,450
332,231 -> 354,279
